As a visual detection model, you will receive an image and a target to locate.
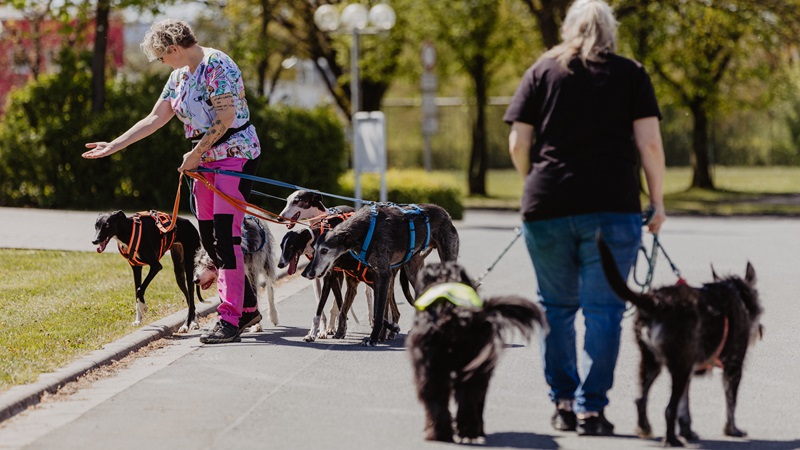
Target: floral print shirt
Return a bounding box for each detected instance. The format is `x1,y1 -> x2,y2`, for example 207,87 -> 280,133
160,47 -> 260,162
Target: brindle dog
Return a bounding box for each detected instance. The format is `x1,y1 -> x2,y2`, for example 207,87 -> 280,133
303,203 -> 460,346
598,235 -> 763,447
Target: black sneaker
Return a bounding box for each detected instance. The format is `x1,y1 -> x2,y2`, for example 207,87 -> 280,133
577,412 -> 614,436
238,310 -> 263,333
200,319 -> 241,344
552,407 -> 577,431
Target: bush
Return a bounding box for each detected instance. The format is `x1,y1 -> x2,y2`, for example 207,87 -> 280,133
0,51 -> 348,213
338,169 -> 464,220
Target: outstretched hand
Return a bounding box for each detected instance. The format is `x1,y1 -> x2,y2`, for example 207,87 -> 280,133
82,142 -> 116,159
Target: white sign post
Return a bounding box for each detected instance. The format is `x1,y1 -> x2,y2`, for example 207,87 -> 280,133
420,41 -> 438,172
354,111 -> 388,206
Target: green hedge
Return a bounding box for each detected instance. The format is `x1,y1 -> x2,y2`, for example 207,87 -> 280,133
0,51 -> 347,212
338,169 -> 464,220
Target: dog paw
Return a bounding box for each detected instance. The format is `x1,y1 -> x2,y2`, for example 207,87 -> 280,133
724,426 -> 747,438
249,323 -> 263,333
132,320 -> 142,326
663,436 -> 685,447
303,334 -> 317,343
317,330 -> 328,340
361,337 -> 377,347
177,324 -> 189,334
333,330 -> 346,339
636,427 -> 653,439
680,430 -> 699,441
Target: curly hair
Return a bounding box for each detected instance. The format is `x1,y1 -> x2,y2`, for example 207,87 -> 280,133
139,19 -> 198,62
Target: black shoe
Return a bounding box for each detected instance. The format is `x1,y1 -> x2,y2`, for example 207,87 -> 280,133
551,407 -> 577,431
200,319 -> 241,344
577,412 -> 614,436
238,310 -> 263,333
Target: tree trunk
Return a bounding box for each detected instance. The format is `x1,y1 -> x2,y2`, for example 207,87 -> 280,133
91,0 -> 110,113
689,101 -> 714,189
468,60 -> 488,196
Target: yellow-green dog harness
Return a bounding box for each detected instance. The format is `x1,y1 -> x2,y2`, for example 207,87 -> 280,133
414,282 -> 484,311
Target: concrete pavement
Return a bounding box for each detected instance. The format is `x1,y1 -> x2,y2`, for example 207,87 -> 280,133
1,208 -> 799,449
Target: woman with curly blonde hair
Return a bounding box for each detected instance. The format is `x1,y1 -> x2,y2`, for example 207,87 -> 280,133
84,19 -> 263,344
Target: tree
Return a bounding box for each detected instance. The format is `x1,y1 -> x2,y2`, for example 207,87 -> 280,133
618,0 -> 800,189
418,0 -> 534,195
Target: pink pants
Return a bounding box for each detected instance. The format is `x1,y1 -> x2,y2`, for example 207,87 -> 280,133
193,158 -> 255,326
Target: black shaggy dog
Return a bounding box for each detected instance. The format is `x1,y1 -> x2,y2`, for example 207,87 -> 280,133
406,262 -> 547,443
598,235 -> 763,447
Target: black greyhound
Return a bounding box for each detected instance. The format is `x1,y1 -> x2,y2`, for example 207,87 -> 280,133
303,203 -> 460,346
92,210 -> 204,331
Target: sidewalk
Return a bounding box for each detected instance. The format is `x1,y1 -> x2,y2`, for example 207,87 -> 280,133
1,208 -> 799,449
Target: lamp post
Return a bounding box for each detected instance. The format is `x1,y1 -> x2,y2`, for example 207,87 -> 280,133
314,2 -> 396,205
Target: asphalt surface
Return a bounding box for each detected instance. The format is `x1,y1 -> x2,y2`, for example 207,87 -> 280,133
0,207 -> 799,449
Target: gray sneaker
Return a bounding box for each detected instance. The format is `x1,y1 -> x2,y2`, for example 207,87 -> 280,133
200,319 -> 241,344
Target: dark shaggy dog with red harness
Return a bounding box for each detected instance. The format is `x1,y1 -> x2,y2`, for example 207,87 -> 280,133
92,210 -> 204,331
597,235 -> 763,447
406,262 -> 547,443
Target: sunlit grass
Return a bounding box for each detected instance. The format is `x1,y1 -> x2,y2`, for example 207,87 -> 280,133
0,250 -> 200,393
461,167 -> 800,214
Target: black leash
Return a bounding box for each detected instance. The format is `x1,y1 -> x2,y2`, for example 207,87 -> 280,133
475,227 -> 523,286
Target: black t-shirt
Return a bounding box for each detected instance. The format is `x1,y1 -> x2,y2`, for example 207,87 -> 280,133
503,53 -> 661,221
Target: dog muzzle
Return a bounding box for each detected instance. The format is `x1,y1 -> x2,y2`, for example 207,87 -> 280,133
414,283 -> 483,311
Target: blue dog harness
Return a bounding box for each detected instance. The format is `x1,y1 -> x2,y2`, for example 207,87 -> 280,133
349,203 -> 431,269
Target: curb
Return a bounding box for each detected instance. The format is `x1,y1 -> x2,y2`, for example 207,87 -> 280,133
0,299 -> 221,423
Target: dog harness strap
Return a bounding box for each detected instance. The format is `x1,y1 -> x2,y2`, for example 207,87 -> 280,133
242,215 -> 267,254
414,282 -> 484,311
349,204 -> 378,266
391,204 -> 430,269
119,214 -> 144,266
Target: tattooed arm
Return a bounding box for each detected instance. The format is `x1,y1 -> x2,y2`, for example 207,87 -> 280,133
178,93 -> 236,172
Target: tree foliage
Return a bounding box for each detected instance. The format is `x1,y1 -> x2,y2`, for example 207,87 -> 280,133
616,0 -> 800,188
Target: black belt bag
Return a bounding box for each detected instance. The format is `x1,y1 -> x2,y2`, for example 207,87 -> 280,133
189,121 -> 251,147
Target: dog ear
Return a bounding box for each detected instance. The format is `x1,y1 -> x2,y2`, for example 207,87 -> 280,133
710,264 -> 721,282
744,261 -> 756,286
112,210 -> 126,220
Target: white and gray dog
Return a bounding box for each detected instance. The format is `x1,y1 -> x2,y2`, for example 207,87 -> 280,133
193,215 -> 278,331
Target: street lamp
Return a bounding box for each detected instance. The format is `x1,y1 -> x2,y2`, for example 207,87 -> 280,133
314,2 -> 396,204
314,2 -> 396,117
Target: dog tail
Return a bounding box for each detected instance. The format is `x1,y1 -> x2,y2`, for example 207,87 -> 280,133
484,295 -> 548,340
461,296 -> 547,376
399,267 -> 416,306
596,233 -> 655,313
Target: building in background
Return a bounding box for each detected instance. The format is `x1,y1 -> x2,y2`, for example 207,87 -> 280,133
0,7 -> 125,113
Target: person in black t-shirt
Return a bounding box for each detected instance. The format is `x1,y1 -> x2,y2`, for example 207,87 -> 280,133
503,0 -> 666,436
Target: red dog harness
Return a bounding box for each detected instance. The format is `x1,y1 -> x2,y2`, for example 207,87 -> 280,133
118,211 -> 176,267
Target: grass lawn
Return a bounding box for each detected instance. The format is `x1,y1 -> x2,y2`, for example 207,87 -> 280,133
462,167 -> 800,214
0,250 -> 199,394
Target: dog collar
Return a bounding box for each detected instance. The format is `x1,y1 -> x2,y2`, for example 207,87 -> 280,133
414,283 -> 483,311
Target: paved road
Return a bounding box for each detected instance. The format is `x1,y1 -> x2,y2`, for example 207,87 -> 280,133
0,208 -> 799,449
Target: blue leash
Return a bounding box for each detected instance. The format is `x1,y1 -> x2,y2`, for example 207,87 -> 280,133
192,167 -> 375,206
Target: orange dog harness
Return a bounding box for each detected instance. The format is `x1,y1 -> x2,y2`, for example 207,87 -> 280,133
118,211 -> 176,267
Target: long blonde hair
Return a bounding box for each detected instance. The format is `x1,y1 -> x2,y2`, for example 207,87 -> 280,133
544,0 -> 618,68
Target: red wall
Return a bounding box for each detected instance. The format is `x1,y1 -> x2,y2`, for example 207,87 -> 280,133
0,17 -> 125,112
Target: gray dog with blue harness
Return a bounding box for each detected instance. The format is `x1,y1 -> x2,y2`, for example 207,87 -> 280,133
303,202 -> 460,346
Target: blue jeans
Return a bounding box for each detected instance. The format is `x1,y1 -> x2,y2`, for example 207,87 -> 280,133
522,213 -> 641,414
